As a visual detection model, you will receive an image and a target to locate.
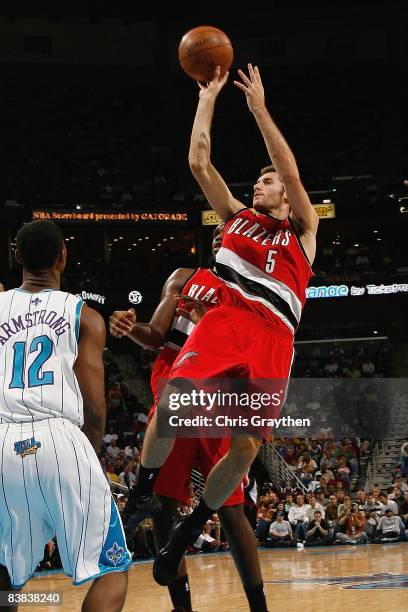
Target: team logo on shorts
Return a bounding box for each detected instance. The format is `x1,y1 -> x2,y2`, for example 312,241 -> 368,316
106,542 -> 125,566
14,437 -> 42,458
174,351 -> 199,369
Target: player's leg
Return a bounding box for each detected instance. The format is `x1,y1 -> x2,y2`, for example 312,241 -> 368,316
218,505 -> 267,612
82,571 -> 128,612
152,437 -> 200,611
153,496 -> 193,612
200,437 -> 262,509
126,388 -> 179,512
153,437 -> 262,586
0,565 -> 17,612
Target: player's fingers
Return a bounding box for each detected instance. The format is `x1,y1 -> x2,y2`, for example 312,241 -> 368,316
219,70 -> 229,86
109,324 -> 125,338
173,294 -> 202,305
233,80 -> 248,92
237,68 -> 251,86
176,307 -> 192,320
253,65 -> 262,82
248,63 -> 256,81
109,317 -> 133,334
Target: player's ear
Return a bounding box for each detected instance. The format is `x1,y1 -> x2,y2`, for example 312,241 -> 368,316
57,242 -> 67,271
15,248 -> 23,265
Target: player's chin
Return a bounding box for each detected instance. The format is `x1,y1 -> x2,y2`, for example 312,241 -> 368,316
253,201 -> 269,214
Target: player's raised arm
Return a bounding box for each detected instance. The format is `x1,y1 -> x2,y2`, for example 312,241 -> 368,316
234,64 -> 319,239
189,66 -> 245,221
109,268 -> 194,348
74,304 -> 107,452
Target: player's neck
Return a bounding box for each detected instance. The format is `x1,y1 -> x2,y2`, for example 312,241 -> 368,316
20,269 -> 60,293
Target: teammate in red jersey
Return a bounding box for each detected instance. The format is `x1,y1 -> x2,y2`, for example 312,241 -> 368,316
134,63 -> 318,598
109,226 -> 268,612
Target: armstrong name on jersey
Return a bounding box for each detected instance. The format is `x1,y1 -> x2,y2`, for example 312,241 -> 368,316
0,310 -> 71,345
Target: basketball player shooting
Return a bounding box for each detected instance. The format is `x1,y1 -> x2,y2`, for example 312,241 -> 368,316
0,220 -> 130,612
131,63 -> 319,588
110,225 -> 269,612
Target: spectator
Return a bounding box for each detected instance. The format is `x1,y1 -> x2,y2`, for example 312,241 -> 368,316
305,511 -> 331,546
376,508 -> 404,542
267,512 -> 294,547
288,494 -> 309,541
335,509 -> 368,545
325,495 -> 339,525
378,492 -> 398,515
355,489 -> 367,510
398,491 -> 408,528
119,464 -> 137,489
107,438 -> 121,459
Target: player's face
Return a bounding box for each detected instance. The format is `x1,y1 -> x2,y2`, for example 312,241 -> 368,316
211,223 -> 224,255
253,172 -> 286,213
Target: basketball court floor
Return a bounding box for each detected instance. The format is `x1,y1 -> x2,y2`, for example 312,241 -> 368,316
19,543 -> 408,611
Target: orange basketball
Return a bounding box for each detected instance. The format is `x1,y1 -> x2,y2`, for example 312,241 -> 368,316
178,26 -> 233,82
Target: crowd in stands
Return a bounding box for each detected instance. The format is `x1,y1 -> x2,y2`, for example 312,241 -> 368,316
0,59 -> 405,211
34,343 -> 407,572
292,340 -> 391,378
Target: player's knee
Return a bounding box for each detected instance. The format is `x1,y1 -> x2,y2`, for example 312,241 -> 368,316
157,380 -> 196,418
229,436 -> 261,466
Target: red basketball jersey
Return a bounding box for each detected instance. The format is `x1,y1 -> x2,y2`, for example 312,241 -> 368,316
150,267 -> 222,398
215,207 -> 313,334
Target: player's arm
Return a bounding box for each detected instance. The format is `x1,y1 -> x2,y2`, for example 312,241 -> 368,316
109,268 -> 194,349
74,304 -> 107,452
189,66 -> 245,221
234,65 -> 319,257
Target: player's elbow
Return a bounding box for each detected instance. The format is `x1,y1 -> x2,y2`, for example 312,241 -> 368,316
189,135 -> 211,176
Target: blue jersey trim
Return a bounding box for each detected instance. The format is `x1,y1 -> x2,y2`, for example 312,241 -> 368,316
75,300 -> 84,341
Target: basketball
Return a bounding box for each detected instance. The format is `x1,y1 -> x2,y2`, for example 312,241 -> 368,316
178,26 -> 233,82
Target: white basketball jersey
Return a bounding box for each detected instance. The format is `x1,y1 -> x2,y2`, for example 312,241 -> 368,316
0,288 -> 84,425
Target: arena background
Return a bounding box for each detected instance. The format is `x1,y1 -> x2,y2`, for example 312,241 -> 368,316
1,1 -> 408,610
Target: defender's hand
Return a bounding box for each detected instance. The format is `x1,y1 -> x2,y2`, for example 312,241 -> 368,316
197,65 -> 229,100
109,308 -> 137,338
174,295 -> 207,325
234,63 -> 266,115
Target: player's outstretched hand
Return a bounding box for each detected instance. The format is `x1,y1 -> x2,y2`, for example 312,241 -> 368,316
404,179 -> 408,188
197,65 -> 229,100
234,63 -> 266,115
174,295 -> 207,325
109,308 -> 137,338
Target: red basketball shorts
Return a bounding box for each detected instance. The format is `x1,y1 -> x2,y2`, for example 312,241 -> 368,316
154,436 -> 244,506
168,305 -> 294,382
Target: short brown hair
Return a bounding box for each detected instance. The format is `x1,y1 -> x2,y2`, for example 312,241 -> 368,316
260,164 -> 277,175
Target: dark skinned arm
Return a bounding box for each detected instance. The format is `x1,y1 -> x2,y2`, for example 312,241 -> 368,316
109,268 -> 194,349
74,303 -> 107,452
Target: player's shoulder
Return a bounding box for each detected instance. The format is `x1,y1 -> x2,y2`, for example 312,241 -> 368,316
80,302 -> 105,329
163,267 -> 196,293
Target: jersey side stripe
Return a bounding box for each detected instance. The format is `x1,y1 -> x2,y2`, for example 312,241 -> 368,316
216,246 -> 302,322
219,278 -> 295,333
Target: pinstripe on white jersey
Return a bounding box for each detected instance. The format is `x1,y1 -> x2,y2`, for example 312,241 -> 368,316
0,289 -> 84,425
